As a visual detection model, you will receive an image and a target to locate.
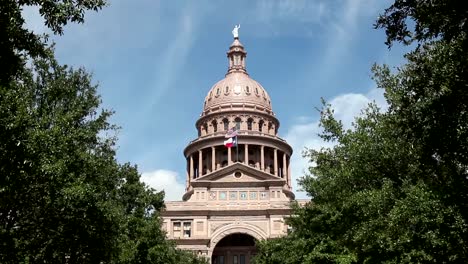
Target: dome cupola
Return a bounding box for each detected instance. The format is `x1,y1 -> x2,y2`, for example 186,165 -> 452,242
202,29 -> 273,116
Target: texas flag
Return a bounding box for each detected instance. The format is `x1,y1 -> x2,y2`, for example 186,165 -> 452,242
223,137 -> 237,148
225,127 -> 238,138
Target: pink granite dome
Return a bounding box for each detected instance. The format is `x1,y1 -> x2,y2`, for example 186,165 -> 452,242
202,37 -> 273,114
203,72 -> 272,112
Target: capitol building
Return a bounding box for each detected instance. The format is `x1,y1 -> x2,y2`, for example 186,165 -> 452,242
162,29 -> 301,264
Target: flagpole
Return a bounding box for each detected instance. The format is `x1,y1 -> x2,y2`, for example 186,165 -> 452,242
236,135 -> 239,162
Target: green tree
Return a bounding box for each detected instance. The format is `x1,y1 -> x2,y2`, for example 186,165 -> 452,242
0,47 -> 207,264
0,0 -> 107,85
0,1 -> 207,262
0,49 -> 122,262
116,164 -> 207,264
255,1 -> 468,263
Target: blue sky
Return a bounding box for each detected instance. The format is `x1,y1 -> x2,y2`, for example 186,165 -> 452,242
24,0 -> 410,200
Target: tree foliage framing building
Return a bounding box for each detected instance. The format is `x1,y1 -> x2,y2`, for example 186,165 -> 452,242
0,1 -> 206,263
255,1 -> 468,263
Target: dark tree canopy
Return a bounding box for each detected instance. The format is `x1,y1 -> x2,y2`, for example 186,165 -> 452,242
0,1 -> 207,263
375,0 -> 468,46
255,0 -> 468,263
0,0 -> 107,84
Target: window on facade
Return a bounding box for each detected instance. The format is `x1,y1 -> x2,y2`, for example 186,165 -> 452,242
225,86 -> 229,93
234,117 -> 241,130
173,222 -> 181,238
212,120 -> 218,133
240,255 -> 246,264
216,88 -> 220,95
258,120 -> 264,132
247,118 -> 253,130
172,220 -> 192,238
222,160 -> 228,167
268,122 -> 273,132
213,256 -> 225,264
203,123 -> 208,134
183,222 -> 191,238
223,118 -> 229,131
245,86 -> 250,94
255,87 -> 259,94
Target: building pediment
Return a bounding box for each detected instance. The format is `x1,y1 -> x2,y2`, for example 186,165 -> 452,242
190,162 -> 285,188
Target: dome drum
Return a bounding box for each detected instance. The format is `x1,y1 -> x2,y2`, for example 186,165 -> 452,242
195,112 -> 280,138
184,134 -> 293,158
202,102 -> 274,116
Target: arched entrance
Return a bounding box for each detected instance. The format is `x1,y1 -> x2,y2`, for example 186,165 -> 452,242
211,233 -> 257,264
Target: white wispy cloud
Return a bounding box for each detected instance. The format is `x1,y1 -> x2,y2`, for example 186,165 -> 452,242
141,169 -> 186,201
146,5 -> 199,110
256,0 -> 328,24
250,0 -> 329,37
316,0 -> 380,76
285,88 -> 387,199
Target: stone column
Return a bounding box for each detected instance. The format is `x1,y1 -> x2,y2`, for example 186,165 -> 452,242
244,144 -> 249,165
260,146 -> 265,171
283,152 -> 287,179
228,147 -> 232,165
274,148 -> 278,176
190,155 -> 194,179
211,147 -> 216,172
287,157 -> 292,188
186,158 -> 190,188
198,150 -> 203,178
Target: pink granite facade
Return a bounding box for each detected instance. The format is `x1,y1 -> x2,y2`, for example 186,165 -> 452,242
162,35 -> 297,264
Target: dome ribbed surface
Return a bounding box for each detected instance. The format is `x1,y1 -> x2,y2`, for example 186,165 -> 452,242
203,72 -> 272,112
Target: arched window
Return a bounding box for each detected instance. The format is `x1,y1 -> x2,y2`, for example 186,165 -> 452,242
225,86 -> 229,93
234,117 -> 241,130
203,123 -> 208,135
216,88 -> 220,95
268,122 -> 273,133
245,86 -> 250,94
223,118 -> 229,131
258,120 -> 264,132
247,118 -> 253,130
212,120 -> 218,133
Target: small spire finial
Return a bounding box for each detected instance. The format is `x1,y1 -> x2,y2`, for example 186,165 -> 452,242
232,24 -> 240,39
